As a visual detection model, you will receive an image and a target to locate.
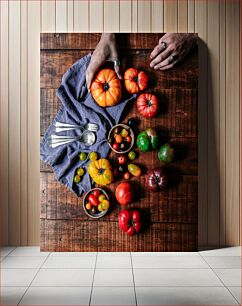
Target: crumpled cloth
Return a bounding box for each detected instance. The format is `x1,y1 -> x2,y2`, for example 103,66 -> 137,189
40,54 -> 135,196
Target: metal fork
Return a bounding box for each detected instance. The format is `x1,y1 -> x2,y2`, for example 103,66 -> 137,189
54,121 -> 99,133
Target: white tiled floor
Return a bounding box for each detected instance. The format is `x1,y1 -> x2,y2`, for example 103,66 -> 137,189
0,246 -> 241,305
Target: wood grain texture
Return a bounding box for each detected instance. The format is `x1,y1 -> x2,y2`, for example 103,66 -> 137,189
195,0 -> 208,247
120,0 -> 132,32
28,1 -> 40,245
40,33 -> 198,251
41,0 -> 56,33
56,0 -> 67,32
89,0 -> 103,32
219,0 -> 226,246
225,0 -> 240,245
41,219 -> 197,252
164,0 -> 178,32
73,0 -> 89,32
151,0 -> 164,33
104,0 -> 119,32
0,0 -> 9,245
0,0 -> 240,247
9,0 -> 21,245
138,0 -> 151,32
20,0 -> 28,245
207,0 -> 220,246
178,0 -> 188,32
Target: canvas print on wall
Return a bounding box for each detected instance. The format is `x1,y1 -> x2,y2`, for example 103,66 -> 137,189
40,33 -> 198,252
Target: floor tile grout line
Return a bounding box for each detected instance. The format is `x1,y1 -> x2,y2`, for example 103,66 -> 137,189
1,267 -> 241,270
89,251 -> 98,306
2,246 -> 17,257
17,251 -> 52,306
225,286 -> 241,305
2,285 -> 240,288
130,252 -> 137,306
198,253 -> 240,305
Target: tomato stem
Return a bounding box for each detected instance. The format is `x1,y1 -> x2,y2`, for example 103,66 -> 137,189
133,76 -> 138,83
98,168 -> 105,175
103,83 -> 109,91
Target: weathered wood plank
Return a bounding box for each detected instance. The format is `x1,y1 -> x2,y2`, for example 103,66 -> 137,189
40,172 -> 197,224
41,219 -> 197,252
40,136 -> 198,176
40,88 -> 197,138
40,34 -> 198,251
40,49 -> 198,89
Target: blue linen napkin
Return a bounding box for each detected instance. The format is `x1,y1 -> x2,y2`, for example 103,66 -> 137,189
40,54 -> 135,196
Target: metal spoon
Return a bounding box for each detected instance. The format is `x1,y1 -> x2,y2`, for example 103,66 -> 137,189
50,131 -> 96,148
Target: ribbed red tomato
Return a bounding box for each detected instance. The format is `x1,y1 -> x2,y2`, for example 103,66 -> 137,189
124,68 -> 148,94
136,93 -> 159,118
118,209 -> 142,236
115,182 -> 133,205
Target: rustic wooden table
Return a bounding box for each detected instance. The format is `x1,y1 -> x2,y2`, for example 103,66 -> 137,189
40,33 -> 198,252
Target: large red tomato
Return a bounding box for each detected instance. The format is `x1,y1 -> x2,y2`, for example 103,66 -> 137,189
115,182 -> 133,205
118,209 -> 142,236
137,93 -> 159,118
124,68 -> 148,94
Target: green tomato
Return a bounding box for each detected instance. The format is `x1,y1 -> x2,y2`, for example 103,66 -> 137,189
128,151 -> 136,160
74,175 -> 81,183
79,152 -> 87,161
77,168 -> 84,176
89,152 -> 98,161
158,143 -> 175,163
137,128 -> 159,152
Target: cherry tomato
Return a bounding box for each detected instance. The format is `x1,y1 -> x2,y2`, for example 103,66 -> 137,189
98,203 -> 103,212
118,155 -> 127,165
88,194 -> 99,206
92,189 -> 100,198
124,172 -> 132,180
79,152 -> 87,161
101,200 -> 110,210
77,168 -> 84,176
124,136 -> 132,143
128,151 -> 136,160
98,194 -> 106,202
121,129 -> 129,137
86,203 -> 92,210
74,175 -> 81,183
112,143 -> 120,151
115,134 -> 123,143
89,152 -> 98,161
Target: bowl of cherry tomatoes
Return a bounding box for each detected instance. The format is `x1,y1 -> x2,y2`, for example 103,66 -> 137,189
83,188 -> 110,219
108,124 -> 134,154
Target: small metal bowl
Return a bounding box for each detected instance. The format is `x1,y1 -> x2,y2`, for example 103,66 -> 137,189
108,123 -> 134,154
83,188 -> 109,219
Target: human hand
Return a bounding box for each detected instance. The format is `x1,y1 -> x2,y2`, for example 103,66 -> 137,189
150,33 -> 197,70
86,33 -> 122,91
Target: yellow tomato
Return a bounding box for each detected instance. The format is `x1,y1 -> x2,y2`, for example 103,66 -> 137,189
88,158 -> 114,186
89,152 -> 98,161
98,194 -> 106,202
101,200 -> 110,210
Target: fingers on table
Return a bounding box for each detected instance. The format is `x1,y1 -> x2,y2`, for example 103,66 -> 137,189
150,42 -> 168,60
85,60 -> 100,90
114,63 -> 122,80
150,48 -> 172,69
159,60 -> 179,70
